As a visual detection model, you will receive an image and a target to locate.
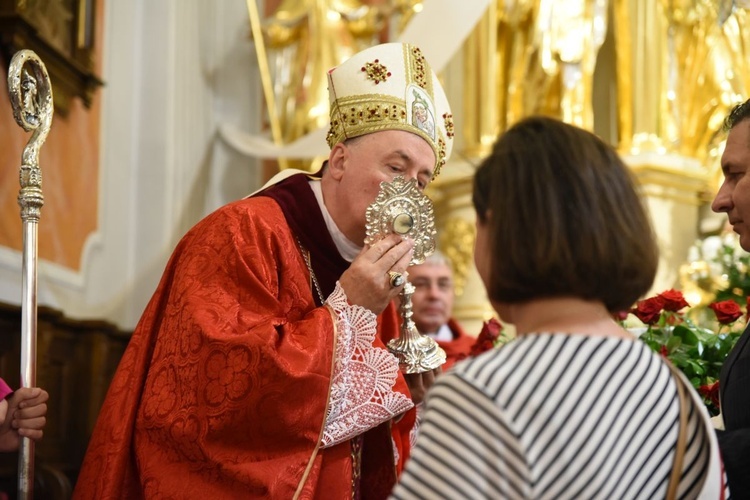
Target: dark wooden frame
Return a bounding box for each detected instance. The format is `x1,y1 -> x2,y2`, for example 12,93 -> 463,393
0,0 -> 103,116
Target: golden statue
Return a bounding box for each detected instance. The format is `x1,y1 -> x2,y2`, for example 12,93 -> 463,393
534,0 -> 609,128
614,0 -> 750,162
254,0 -> 386,169
462,0 -> 609,158
658,0 -> 746,161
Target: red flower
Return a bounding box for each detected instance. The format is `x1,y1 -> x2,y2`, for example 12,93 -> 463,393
709,300 -> 743,325
659,345 -> 669,358
698,381 -> 720,409
658,289 -> 690,312
631,296 -> 665,325
469,318 -> 503,356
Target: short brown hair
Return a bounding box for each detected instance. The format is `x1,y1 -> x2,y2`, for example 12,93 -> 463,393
724,98 -> 750,132
472,116 -> 658,313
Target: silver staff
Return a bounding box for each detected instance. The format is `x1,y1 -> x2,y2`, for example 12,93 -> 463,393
7,49 -> 54,500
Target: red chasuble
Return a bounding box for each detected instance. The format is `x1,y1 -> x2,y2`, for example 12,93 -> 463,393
74,174 -> 415,499
438,318 -> 476,370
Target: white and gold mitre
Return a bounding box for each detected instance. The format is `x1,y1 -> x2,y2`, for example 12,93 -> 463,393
326,42 -> 454,178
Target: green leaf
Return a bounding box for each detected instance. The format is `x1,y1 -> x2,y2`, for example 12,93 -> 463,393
666,335 -> 683,350
673,325 -> 699,345
685,359 -> 706,375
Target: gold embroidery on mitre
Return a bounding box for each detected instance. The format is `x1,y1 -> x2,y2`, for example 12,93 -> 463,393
326,94 -> 407,148
408,46 -> 428,90
361,59 -> 391,84
443,113 -> 455,139
433,136 -> 447,179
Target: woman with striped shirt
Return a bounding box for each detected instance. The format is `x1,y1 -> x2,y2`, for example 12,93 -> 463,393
391,117 -> 728,499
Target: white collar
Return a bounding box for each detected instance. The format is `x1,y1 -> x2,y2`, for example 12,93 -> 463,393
309,179 -> 362,263
425,323 -> 454,342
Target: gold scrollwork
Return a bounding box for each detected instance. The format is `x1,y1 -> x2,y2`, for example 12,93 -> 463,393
365,175 -> 436,265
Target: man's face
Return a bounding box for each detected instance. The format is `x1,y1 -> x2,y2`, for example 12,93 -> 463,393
331,130 -> 436,245
409,261 -> 455,334
713,120 -> 750,251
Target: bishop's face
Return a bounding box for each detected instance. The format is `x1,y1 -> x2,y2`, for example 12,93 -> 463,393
713,119 -> 750,251
329,130 -> 436,246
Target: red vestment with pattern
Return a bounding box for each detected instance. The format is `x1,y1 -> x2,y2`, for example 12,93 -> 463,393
73,174 -> 415,499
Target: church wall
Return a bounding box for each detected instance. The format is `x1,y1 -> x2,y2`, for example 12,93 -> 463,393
0,0 -> 264,330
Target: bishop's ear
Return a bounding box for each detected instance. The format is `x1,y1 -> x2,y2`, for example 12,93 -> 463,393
327,142 -> 349,181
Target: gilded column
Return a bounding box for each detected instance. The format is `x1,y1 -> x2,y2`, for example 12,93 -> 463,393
462,0 -> 499,159
626,157 -> 708,293
613,0 -> 665,153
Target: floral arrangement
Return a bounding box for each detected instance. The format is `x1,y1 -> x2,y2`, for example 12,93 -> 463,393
628,289 -> 744,416
682,232 -> 750,319
710,240 -> 750,306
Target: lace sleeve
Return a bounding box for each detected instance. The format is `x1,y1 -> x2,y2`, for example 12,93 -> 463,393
320,282 -> 414,448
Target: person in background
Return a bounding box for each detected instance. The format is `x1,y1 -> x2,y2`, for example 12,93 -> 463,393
710,97 -> 750,497
0,378 -> 48,452
391,116 -> 728,499
74,42 -> 453,499
408,252 -> 474,370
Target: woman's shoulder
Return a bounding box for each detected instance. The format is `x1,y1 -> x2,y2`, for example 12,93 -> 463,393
451,333 -> 663,399
454,333 -> 639,372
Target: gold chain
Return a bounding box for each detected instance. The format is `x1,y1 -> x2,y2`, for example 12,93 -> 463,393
297,238 -> 325,304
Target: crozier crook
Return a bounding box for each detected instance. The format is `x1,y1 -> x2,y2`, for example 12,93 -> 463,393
7,49 -> 54,500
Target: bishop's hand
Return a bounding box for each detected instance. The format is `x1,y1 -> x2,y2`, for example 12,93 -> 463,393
339,234 -> 414,314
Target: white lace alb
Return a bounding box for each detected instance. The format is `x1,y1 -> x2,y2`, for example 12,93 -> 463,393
321,282 -> 414,448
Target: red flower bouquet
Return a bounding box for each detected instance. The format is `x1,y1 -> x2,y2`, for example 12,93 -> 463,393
627,289 -> 743,416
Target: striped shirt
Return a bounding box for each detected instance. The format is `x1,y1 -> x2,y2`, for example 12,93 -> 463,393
391,333 -> 729,499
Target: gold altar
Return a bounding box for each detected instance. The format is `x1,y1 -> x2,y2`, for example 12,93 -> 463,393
252,0 -> 750,334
